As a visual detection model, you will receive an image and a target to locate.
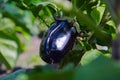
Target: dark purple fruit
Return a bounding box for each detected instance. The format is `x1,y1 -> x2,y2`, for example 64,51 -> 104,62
40,20 -> 78,64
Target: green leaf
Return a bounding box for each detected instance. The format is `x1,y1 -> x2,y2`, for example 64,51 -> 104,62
106,20 -> 116,29
51,0 -> 72,12
29,1 -> 57,27
0,3 -> 39,35
91,6 -> 106,25
0,18 -> 22,53
0,38 -> 18,69
72,9 -> 104,36
28,65 -> 73,80
0,18 -> 21,69
86,0 -> 99,12
0,69 -> 26,80
75,56 -> 120,80
31,1 -> 57,17
105,20 -> 116,38
103,24 -> 116,34
23,11 -> 39,35
81,49 -> 102,66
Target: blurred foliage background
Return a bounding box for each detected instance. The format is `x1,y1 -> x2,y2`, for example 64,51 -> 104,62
0,0 -> 120,80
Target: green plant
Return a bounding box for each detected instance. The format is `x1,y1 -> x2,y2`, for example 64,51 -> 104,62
0,0 -> 120,80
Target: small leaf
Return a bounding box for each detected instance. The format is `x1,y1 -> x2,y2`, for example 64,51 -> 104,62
105,20 -> 116,38
91,6 -> 105,25
0,38 -> 18,69
81,49 -> 102,66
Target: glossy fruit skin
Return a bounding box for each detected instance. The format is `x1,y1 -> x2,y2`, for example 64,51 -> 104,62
40,20 -> 78,64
